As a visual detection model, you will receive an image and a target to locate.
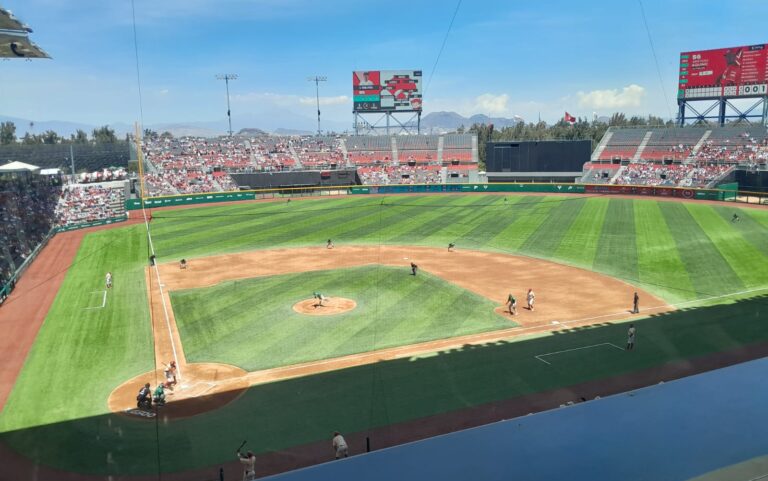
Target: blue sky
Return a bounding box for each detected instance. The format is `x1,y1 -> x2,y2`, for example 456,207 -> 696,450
1,0 -> 766,131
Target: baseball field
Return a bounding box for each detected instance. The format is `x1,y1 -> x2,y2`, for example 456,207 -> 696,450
2,193 -> 768,479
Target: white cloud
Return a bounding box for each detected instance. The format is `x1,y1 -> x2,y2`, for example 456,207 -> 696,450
298,95 -> 349,106
232,92 -> 349,108
474,93 -> 510,115
577,84 -> 645,109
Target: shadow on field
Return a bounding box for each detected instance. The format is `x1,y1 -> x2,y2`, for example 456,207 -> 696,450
2,293 -> 768,481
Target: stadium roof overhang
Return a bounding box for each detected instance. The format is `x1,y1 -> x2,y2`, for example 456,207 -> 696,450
0,7 -> 50,59
0,161 -> 41,173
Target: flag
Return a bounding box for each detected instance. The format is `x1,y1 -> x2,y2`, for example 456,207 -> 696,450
564,112 -> 576,124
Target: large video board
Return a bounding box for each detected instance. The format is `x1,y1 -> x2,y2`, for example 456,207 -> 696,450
353,70 -> 422,112
679,44 -> 768,99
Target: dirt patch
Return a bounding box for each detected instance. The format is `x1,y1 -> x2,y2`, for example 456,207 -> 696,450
108,362 -> 248,419
292,297 -> 357,315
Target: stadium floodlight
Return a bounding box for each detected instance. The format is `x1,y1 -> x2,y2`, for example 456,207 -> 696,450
307,76 -> 327,135
216,74 -> 238,136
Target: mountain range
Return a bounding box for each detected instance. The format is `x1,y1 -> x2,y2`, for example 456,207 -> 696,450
0,111 -> 525,138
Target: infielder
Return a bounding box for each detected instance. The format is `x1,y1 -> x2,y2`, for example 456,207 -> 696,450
526,288 -> 535,311
327,239 -> 334,249
506,293 -> 517,315
410,262 -> 418,276
632,292 -> 639,314
448,242 -> 455,252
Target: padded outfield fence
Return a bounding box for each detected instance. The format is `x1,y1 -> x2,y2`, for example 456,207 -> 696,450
123,182 -> 755,211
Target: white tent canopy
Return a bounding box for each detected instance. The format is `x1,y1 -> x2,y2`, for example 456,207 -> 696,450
0,161 -> 41,173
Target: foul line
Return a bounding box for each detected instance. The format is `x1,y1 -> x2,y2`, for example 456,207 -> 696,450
142,207 -> 182,380
83,290 -> 107,310
535,342 -> 624,365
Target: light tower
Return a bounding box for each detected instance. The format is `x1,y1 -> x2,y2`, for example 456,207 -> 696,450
216,74 -> 238,136
307,75 -> 327,135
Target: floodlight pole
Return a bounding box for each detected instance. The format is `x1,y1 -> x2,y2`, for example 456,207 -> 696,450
307,76 -> 327,135
216,74 -> 238,136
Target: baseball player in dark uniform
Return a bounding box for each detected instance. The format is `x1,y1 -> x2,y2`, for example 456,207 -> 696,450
410,262 -> 418,276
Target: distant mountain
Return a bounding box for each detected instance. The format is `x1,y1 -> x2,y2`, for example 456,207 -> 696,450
421,111 -> 524,132
237,128 -> 269,136
272,128 -> 313,136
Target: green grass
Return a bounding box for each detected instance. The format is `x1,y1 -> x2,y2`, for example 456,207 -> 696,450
171,266 -> 514,371
3,194 -> 768,476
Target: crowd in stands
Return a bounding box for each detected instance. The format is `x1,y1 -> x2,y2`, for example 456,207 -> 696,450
54,185 -> 127,227
358,165 -> 441,185
140,134 -> 477,191
0,173 -> 60,301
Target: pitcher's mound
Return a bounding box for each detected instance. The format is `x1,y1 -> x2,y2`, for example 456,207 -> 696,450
293,297 -> 356,316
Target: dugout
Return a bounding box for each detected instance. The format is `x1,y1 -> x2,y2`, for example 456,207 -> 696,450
485,140 -> 590,183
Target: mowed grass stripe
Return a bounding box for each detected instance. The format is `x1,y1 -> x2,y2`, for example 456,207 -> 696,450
380,195 -> 506,242
554,197 -> 610,268
658,202 -> 744,298
458,196 -> 529,248
330,196 -> 468,243
713,206 -> 768,260
593,199 -> 638,281
154,197 -> 374,258
420,196 -> 512,247
686,203 -> 768,288
486,196 -> 551,250
633,201 -> 695,303
390,195 -> 499,245
520,197 -> 586,258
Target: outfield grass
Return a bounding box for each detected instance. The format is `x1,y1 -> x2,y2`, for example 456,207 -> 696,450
152,195 -> 768,303
171,266 -> 513,370
2,194 -> 768,475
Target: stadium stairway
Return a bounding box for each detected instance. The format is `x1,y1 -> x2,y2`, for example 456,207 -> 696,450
690,130 -> 712,158
632,131 -> 654,162
339,138 -> 352,167
437,136 -> 445,164
391,137 -> 399,165
288,143 -> 303,169
706,165 -> 736,188
591,130 -> 614,161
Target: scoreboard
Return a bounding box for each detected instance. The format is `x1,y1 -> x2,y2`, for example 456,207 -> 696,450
353,70 -> 422,112
679,44 -> 768,99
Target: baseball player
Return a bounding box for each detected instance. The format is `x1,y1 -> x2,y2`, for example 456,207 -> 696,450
237,450 -> 257,480
105,272 -> 113,289
327,239 -> 334,249
179,259 -> 187,269
332,431 -> 348,459
136,382 -> 152,409
626,324 -> 636,351
632,292 -> 640,314
526,288 -> 535,311
732,213 -> 741,223
313,292 -> 328,307
163,361 -> 177,389
410,262 -> 418,276
506,293 -> 517,315
448,242 -> 455,252
153,383 -> 166,406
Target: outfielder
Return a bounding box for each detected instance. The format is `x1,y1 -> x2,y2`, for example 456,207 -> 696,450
332,431 -> 348,459
105,272 -> 113,289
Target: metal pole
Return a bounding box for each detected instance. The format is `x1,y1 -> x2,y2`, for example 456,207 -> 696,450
216,74 -> 238,137
225,77 -> 233,136
69,144 -> 75,180
315,78 -> 321,135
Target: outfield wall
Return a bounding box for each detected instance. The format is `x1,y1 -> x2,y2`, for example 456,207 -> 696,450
123,182 -> 751,211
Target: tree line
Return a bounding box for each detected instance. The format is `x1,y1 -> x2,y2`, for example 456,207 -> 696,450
0,122 -> 125,146
466,113 -> 678,165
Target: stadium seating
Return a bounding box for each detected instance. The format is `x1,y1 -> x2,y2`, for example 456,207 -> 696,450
55,185 -> 127,226
0,173 -> 60,299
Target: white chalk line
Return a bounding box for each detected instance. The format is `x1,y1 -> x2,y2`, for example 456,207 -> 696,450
535,342 -> 624,365
83,290 -> 107,310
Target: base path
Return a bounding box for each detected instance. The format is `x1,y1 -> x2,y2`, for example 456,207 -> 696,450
108,245 -> 670,419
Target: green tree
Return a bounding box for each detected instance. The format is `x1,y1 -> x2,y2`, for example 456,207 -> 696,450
41,130 -> 60,144
70,129 -> 89,144
92,125 -> 117,143
0,121 -> 16,145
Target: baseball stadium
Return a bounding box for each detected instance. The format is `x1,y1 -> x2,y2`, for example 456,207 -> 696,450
3,2 -> 768,481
